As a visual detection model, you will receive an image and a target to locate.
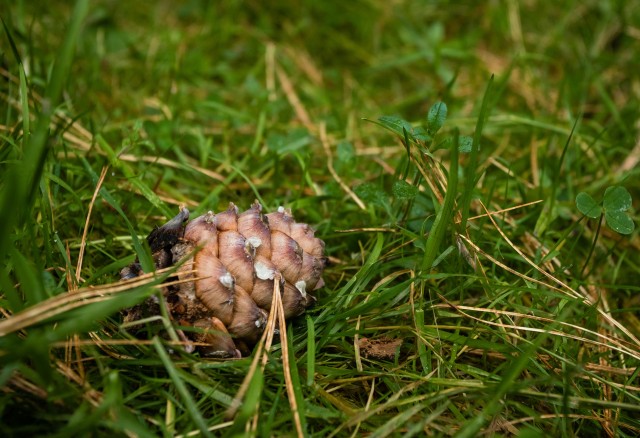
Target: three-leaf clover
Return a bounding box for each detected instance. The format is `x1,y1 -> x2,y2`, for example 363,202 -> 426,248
576,186 -> 635,235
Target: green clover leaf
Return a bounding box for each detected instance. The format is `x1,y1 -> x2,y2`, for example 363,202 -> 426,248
603,186 -> 634,235
576,186 -> 634,235
576,192 -> 601,219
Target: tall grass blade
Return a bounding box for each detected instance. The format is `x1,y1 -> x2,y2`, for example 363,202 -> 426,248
459,75 -> 494,231
422,131 -> 459,272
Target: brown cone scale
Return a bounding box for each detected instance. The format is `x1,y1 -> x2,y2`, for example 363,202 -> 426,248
121,202 -> 326,357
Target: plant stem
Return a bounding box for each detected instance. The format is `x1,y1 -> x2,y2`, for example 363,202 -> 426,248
580,213 -> 603,277
421,131 -> 459,272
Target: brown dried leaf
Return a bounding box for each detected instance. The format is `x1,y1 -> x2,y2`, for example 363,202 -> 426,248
358,336 -> 403,359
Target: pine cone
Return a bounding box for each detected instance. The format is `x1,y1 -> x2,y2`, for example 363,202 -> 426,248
121,202 -> 326,358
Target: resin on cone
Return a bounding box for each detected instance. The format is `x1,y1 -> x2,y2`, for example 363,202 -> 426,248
121,202 -> 326,357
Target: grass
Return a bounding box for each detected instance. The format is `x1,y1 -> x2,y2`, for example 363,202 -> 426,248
1,0 -> 640,436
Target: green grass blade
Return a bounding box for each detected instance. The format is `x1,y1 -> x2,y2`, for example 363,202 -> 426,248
153,337 -> 213,438
95,135 -> 172,218
370,404 -> 425,438
456,308 -> 568,437
306,315 -> 316,387
0,0 -> 89,263
287,325 -> 308,435
9,246 -> 46,305
534,117 -> 580,236
19,67 -> 29,145
80,158 -> 154,272
230,365 -> 264,435
422,131 -> 459,272
459,75 -> 494,231
1,17 -> 23,65
414,308 -> 430,373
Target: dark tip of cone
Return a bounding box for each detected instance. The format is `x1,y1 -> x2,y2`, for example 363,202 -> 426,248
147,207 -> 190,252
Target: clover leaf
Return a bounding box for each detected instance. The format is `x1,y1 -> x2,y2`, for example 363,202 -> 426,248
603,186 -> 634,235
576,186 -> 635,235
576,192 -> 601,219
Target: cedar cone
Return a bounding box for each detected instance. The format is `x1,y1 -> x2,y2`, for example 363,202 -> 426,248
121,201 -> 326,358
